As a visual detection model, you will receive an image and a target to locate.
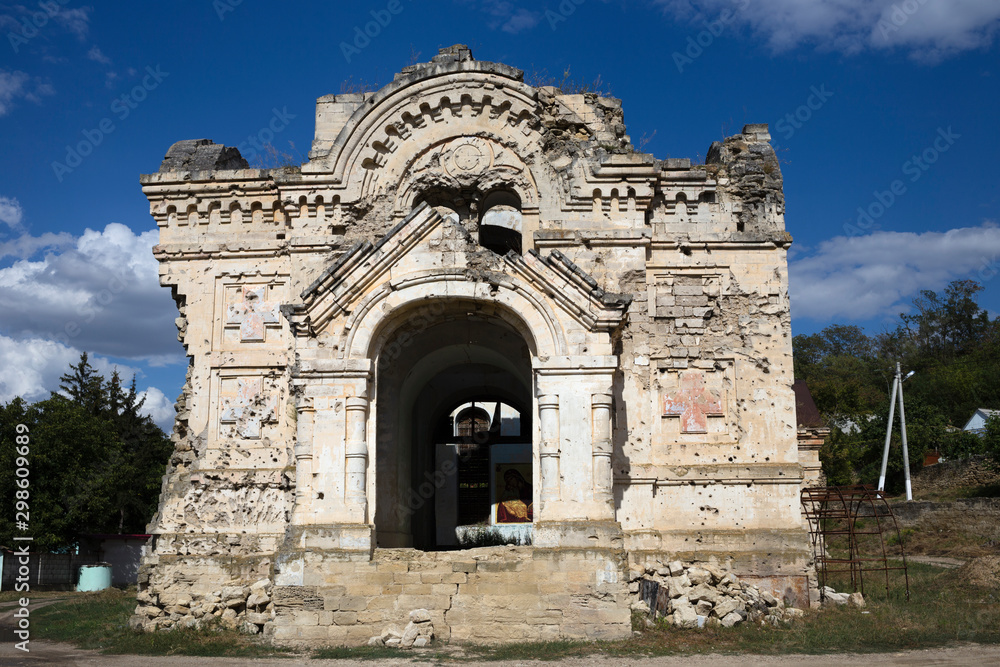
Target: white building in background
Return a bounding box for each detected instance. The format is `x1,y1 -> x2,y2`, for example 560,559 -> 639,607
963,408 -> 1000,435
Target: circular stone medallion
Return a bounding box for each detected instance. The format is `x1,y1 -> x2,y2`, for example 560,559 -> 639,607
444,138 -> 493,176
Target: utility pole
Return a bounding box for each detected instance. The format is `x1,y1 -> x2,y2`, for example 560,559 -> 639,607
877,362 -> 914,500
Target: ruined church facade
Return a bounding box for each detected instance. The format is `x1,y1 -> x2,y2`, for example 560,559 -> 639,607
136,46 -> 813,644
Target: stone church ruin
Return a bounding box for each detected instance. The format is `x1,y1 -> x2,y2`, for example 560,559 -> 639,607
134,45 -> 815,644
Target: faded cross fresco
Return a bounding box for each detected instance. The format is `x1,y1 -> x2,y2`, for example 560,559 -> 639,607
220,377 -> 277,439
663,370 -> 723,434
226,285 -> 280,342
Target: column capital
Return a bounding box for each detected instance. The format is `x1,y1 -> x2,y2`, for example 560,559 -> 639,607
533,355 -> 618,374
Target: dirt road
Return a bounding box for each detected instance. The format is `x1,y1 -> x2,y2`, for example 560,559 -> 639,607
2,641 -> 1000,667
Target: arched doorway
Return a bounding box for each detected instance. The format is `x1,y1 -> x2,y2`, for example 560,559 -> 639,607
371,301 -> 534,550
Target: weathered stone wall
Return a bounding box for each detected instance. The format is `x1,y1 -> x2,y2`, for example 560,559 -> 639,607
911,457 -> 1000,495
859,497 -> 1000,534
134,44 -> 813,645
269,547 -> 629,645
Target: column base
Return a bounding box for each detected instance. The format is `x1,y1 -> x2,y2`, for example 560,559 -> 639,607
276,524 -> 373,586
532,520 -> 624,549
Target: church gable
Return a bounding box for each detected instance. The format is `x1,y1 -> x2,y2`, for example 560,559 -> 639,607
286,201 -> 630,342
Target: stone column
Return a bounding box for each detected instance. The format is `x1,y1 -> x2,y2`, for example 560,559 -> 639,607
293,398 -> 314,518
345,395 -> 369,521
591,393 -> 614,509
538,394 -> 561,504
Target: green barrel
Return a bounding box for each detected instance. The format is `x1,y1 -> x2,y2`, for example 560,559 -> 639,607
77,563 -> 112,591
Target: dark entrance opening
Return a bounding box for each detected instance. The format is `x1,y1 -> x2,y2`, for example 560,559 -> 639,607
373,305 -> 533,550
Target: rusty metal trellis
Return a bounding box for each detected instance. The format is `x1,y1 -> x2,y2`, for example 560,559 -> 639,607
801,485 -> 910,602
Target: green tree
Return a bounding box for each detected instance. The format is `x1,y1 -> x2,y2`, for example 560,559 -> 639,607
897,280 -> 991,362
797,279 -> 999,492
0,354 -> 173,549
793,324 -> 883,419
58,352 -> 105,415
983,413 -> 1000,464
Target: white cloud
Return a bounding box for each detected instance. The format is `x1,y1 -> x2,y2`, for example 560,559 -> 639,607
0,230 -> 75,258
0,223 -> 184,361
25,81 -> 54,102
500,8 -> 540,33
0,332 -> 175,430
138,386 -> 176,431
0,69 -> 55,115
472,1 -> 541,34
789,223 -> 1000,321
52,6 -> 92,40
0,195 -> 23,227
0,70 -> 29,116
0,334 -> 140,404
87,45 -> 111,65
0,334 -> 81,402
654,0 -> 1000,61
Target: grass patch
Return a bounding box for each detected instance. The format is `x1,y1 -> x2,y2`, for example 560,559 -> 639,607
0,590 -> 69,604
957,482 -> 1000,499
28,588 -> 296,657
887,481 -> 1000,502
463,639 -> 597,662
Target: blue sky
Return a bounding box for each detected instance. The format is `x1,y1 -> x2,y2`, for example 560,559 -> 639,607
1,0 -> 999,429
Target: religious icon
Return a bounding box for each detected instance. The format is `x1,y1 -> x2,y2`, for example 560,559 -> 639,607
495,464 -> 532,524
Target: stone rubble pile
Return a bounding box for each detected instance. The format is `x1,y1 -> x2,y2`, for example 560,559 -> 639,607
367,608 -> 435,648
821,586 -> 866,608
130,578 -> 274,634
629,559 -> 805,628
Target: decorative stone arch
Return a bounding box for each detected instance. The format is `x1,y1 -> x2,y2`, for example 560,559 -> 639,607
284,203 -> 631,552
395,135 -> 539,219
303,63 -> 547,239
306,65 -> 538,183
341,271 -> 565,361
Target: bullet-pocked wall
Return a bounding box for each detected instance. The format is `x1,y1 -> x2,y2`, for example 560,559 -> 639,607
133,44 -> 814,646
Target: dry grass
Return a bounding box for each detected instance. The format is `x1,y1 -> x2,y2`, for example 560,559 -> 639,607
959,556 -> 1000,589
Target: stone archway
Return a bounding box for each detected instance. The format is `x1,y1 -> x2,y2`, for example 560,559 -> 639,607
370,309 -> 533,549
283,203 -> 630,554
